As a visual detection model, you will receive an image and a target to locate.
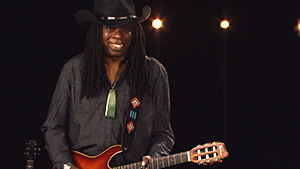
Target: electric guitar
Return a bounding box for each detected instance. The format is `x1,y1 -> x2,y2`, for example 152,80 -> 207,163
56,141 -> 229,169
24,140 -> 41,169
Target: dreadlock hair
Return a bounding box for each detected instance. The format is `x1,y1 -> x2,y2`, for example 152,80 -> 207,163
81,23 -> 149,99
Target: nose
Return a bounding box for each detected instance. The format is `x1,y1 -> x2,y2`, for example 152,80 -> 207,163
112,28 -> 123,39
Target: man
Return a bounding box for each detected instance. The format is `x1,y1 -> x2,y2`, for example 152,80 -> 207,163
41,0 -> 175,169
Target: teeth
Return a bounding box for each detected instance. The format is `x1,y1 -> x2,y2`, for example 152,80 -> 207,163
112,44 -> 123,48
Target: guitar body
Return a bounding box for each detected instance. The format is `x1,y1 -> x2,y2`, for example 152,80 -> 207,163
72,145 -> 122,169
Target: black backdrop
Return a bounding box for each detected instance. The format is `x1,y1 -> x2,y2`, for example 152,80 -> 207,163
2,1 -> 300,169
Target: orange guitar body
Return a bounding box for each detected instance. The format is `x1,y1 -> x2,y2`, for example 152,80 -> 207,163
54,145 -> 122,169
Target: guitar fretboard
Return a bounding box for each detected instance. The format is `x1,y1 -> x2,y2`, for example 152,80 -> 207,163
112,151 -> 189,169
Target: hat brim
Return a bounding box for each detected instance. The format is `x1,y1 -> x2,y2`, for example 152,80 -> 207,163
75,6 -> 151,27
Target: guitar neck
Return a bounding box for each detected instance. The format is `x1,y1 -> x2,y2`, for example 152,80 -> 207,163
112,151 -> 189,169
26,160 -> 34,169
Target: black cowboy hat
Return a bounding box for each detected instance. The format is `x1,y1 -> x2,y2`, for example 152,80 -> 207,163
75,0 -> 151,27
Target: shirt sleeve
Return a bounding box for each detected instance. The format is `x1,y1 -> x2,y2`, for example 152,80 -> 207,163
148,63 -> 175,158
41,64 -> 74,169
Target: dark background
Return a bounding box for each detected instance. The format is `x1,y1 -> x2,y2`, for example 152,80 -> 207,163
2,0 -> 300,169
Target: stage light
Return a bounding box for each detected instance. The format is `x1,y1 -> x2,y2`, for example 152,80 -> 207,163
220,20 -> 229,29
152,19 -> 162,29
296,19 -> 300,37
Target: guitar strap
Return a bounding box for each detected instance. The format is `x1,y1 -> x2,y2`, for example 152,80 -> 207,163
122,57 -> 150,152
122,96 -> 142,152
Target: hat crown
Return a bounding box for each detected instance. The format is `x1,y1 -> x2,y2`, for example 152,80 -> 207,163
75,0 -> 150,27
94,0 -> 136,17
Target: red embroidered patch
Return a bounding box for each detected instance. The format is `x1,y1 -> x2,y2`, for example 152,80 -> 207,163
126,121 -> 135,134
130,97 -> 140,109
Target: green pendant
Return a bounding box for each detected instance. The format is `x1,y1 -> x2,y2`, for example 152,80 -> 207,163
105,89 -> 116,119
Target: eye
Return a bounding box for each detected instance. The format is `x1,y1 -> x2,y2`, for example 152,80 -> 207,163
105,26 -> 115,32
122,27 -> 132,34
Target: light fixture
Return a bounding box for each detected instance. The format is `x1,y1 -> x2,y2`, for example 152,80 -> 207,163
152,19 -> 162,29
220,20 -> 230,29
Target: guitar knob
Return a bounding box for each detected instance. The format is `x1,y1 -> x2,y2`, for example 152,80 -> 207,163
218,160 -> 223,163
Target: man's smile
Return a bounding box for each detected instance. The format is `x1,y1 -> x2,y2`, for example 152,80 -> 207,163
109,42 -> 124,51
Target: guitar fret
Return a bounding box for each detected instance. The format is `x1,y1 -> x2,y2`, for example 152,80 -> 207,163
176,153 -> 181,165
135,162 -> 140,169
155,158 -> 160,168
172,154 -> 177,165
161,157 -> 165,168
156,158 -> 160,168
180,152 -> 185,163
166,156 -> 169,167
183,152 -> 189,162
178,153 -> 183,164
148,159 -> 153,169
168,155 -> 173,166
111,152 -> 190,169
180,152 -> 184,163
180,152 -> 183,163
151,158 -> 156,169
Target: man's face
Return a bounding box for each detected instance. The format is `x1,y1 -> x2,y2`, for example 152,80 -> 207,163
102,25 -> 132,58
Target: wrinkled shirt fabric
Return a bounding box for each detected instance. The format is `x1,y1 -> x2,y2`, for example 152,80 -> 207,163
41,54 -> 175,169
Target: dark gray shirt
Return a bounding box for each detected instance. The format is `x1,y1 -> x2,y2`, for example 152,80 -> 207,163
41,54 -> 175,169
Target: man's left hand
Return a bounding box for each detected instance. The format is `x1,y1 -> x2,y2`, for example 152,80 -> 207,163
141,155 -> 152,169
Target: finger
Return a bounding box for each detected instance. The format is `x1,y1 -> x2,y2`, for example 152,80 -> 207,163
141,161 -> 146,166
141,155 -> 151,166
